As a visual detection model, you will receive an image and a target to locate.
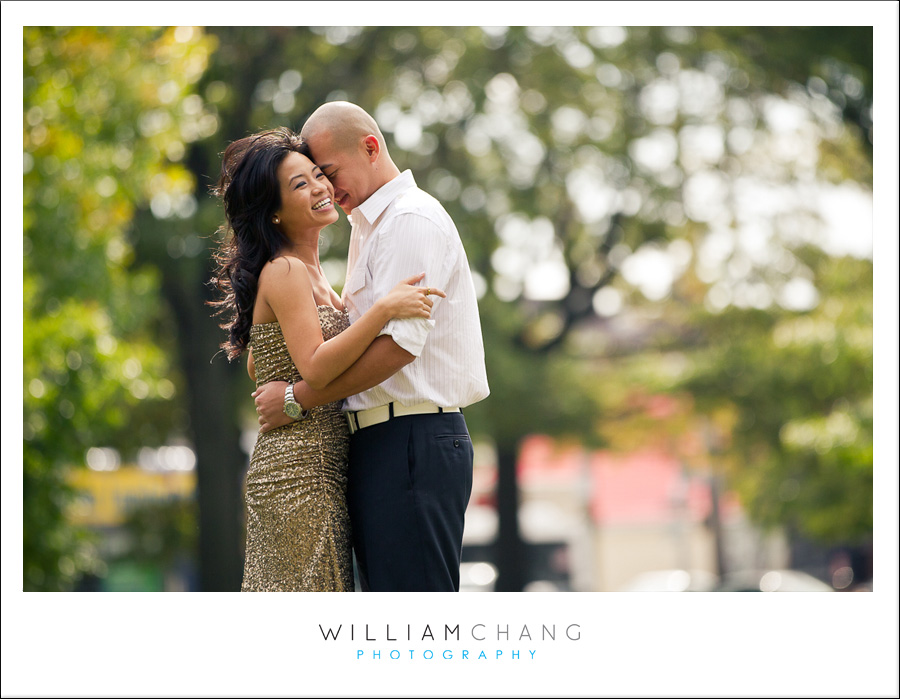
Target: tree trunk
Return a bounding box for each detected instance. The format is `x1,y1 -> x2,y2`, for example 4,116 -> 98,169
493,441 -> 526,591
161,260 -> 246,591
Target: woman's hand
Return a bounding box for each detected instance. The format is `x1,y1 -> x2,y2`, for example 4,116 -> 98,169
377,272 -> 447,319
252,381 -> 292,433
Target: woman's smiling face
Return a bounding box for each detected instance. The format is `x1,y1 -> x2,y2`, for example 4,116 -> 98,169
273,151 -> 339,233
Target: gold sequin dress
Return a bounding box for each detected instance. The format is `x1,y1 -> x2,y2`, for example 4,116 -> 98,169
242,305 -> 353,592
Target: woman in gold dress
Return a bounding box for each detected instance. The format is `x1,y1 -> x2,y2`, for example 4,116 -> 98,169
210,128 -> 442,591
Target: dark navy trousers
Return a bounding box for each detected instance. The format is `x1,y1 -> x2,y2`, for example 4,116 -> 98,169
347,411 -> 474,592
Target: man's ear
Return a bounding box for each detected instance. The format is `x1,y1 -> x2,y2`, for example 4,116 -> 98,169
363,134 -> 380,161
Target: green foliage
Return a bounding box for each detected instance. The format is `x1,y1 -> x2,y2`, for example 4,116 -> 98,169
23,27 -> 214,590
673,254 -> 871,542
586,254 -> 872,545
706,27 -> 872,158
117,498 -> 200,572
463,295 -> 605,447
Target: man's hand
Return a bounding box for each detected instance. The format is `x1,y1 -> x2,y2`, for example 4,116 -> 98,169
252,381 -> 292,433
252,337 -> 414,434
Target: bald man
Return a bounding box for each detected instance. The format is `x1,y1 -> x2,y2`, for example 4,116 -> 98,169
253,102 -> 489,591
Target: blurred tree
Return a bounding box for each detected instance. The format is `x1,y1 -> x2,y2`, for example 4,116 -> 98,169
23,27 -> 214,590
587,250 -> 873,558
710,27 -> 872,155
117,498 -> 200,585
682,251 -> 873,544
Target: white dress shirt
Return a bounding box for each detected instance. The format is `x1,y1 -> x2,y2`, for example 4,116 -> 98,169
342,170 -> 490,411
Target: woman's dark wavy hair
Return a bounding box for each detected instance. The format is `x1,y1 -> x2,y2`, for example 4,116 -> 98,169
209,127 -> 310,360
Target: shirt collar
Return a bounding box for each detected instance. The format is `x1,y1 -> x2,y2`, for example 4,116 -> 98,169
352,170 -> 416,226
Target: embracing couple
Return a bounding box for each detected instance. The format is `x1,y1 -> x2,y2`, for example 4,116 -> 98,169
211,102 -> 489,592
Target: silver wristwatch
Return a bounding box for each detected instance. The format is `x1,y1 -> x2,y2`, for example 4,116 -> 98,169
284,384 -> 309,421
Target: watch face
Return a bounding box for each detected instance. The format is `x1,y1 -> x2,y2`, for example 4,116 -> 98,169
285,402 -> 302,419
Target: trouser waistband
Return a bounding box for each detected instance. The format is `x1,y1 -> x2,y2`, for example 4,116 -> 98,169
346,401 -> 461,435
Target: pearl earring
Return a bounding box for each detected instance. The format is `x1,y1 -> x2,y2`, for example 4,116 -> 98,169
273,216 -> 280,224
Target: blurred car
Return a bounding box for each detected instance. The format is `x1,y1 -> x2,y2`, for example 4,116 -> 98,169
618,569 -> 719,592
715,569 -> 834,592
459,561 -> 499,592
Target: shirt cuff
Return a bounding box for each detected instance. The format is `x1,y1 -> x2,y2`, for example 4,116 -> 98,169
379,317 -> 434,357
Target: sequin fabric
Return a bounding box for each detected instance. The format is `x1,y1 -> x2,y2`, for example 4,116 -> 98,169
242,306 -> 353,592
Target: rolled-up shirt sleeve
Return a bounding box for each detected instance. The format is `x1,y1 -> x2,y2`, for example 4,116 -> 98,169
370,212 -> 456,358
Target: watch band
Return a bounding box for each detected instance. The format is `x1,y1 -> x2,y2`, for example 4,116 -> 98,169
284,383 -> 309,421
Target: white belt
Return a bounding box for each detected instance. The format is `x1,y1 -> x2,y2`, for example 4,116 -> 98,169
345,401 -> 460,435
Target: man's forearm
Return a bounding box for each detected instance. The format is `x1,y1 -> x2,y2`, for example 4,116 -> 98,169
295,335 -> 414,409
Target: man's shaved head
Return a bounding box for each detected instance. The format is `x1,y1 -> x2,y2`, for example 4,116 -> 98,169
301,101 -> 387,154
298,102 -> 400,213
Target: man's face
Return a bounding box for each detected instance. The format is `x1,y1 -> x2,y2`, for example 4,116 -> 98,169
305,131 -> 373,215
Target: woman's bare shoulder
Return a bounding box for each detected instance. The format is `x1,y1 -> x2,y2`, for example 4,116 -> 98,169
259,255 -> 309,286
